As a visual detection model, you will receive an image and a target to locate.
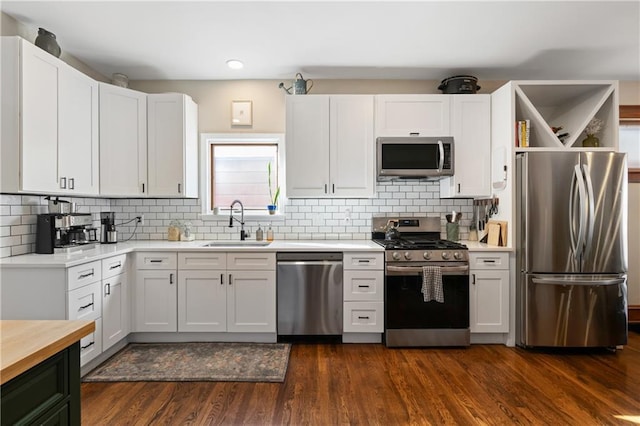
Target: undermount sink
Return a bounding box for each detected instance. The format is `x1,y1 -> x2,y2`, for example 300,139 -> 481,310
201,241 -> 272,247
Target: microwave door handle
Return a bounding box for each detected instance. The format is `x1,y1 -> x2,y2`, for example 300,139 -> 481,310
437,140 -> 444,173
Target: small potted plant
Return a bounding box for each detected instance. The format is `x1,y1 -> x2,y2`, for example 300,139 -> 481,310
267,162 -> 280,215
583,118 -> 604,147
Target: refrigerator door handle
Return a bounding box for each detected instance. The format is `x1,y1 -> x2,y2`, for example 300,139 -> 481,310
569,164 -> 587,260
582,163 -> 596,260
532,277 -> 625,286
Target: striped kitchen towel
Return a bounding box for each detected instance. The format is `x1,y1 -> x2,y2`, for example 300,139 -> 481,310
422,266 -> 444,303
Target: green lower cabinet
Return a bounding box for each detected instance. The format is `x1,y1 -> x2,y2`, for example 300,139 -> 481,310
1,343 -> 80,426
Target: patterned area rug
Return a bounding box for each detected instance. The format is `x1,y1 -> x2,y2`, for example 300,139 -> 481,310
82,342 -> 291,383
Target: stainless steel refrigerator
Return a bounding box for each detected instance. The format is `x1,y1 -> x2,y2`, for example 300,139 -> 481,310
516,151 -> 628,348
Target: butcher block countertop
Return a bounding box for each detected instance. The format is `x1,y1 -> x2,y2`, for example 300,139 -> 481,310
0,320 -> 95,384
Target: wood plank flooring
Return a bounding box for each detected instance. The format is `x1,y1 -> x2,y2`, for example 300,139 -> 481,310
81,331 -> 640,425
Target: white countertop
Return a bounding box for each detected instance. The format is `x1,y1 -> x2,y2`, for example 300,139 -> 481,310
0,239 -> 511,268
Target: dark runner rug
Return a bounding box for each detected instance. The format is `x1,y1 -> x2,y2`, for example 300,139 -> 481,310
82,342 -> 291,383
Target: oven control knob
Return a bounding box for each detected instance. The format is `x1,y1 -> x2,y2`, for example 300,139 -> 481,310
453,252 -> 461,260
404,251 -> 412,260
441,251 -> 450,260
392,252 -> 401,260
423,251 -> 432,260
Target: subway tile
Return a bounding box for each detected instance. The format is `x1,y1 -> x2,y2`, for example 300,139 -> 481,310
0,194 -> 22,205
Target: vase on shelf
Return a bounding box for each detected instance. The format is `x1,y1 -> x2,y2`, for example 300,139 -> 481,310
582,134 -> 600,147
267,205 -> 277,215
34,28 -> 61,58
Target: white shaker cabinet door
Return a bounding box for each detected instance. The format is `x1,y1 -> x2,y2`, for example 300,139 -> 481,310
440,95 -> 491,198
375,95 -> 451,137
226,270 -> 276,333
99,83 -> 147,197
102,273 -> 129,351
330,95 -> 375,197
134,270 -> 177,332
177,270 -> 227,332
58,65 -> 99,195
20,40 -> 60,193
285,95 -> 330,197
147,93 -> 199,198
470,269 -> 510,333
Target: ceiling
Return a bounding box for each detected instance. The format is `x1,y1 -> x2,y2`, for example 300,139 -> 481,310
2,1 -> 639,82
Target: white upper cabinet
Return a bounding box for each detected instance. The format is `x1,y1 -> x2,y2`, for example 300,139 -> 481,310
286,95 -> 330,197
1,37 -> 98,195
375,95 -> 451,137
58,65 -> 99,195
440,95 -> 491,198
286,95 -> 375,198
147,93 -> 199,198
99,83 -> 148,197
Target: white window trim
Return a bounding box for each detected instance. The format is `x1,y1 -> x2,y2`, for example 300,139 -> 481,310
199,133 -> 286,221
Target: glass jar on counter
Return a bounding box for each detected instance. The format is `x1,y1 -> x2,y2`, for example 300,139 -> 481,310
181,221 -> 195,241
168,220 -> 181,241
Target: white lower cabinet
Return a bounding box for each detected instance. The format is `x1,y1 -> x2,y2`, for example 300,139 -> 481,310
135,251 -> 276,334
102,254 -> 129,350
343,252 -> 384,333
469,252 -> 510,333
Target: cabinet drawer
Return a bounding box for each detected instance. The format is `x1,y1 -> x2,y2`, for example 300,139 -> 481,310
102,254 -> 127,279
227,252 -> 275,270
67,281 -> 101,321
67,260 -> 101,291
80,317 -> 102,366
343,270 -> 383,301
343,252 -> 384,270
136,252 -> 177,269
178,252 -> 227,270
469,252 -> 509,269
343,302 -> 384,333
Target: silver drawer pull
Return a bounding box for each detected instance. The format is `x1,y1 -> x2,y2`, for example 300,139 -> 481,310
109,262 -> 122,270
79,302 -> 94,310
482,259 -> 497,263
78,271 -> 94,279
358,316 -> 370,320
149,259 -> 163,263
358,259 -> 370,263
357,285 -> 370,288
81,341 -> 94,350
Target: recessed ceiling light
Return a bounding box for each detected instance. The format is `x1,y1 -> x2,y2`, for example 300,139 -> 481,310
226,59 -> 244,70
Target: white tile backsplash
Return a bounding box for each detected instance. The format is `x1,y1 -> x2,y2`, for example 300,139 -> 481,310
0,181 -> 474,258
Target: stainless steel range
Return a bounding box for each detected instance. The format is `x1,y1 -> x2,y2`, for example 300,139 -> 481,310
372,215 -> 470,347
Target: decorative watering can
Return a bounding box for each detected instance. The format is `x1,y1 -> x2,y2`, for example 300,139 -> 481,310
279,73 -> 313,95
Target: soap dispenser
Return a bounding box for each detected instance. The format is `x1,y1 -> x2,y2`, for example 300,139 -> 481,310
266,225 -> 274,242
256,224 -> 264,241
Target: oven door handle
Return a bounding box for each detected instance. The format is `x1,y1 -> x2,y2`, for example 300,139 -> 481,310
386,265 -> 469,276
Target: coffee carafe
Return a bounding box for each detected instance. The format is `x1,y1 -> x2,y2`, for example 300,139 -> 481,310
101,212 -> 117,244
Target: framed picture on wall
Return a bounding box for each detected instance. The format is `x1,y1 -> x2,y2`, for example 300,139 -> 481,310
231,100 -> 252,126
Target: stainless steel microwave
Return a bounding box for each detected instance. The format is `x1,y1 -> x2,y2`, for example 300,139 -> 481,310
376,136 -> 454,180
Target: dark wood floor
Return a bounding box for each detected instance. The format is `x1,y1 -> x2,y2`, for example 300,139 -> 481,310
82,331 -> 640,425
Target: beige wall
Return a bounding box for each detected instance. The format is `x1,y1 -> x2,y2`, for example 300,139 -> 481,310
1,12 -> 108,82
130,79 -> 510,134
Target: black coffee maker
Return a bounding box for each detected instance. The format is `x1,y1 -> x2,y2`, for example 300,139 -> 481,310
101,212 -> 117,244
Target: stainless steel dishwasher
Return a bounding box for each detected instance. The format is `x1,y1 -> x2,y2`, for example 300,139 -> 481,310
277,252 -> 343,336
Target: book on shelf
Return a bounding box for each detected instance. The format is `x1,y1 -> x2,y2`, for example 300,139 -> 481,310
515,120 -> 530,147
